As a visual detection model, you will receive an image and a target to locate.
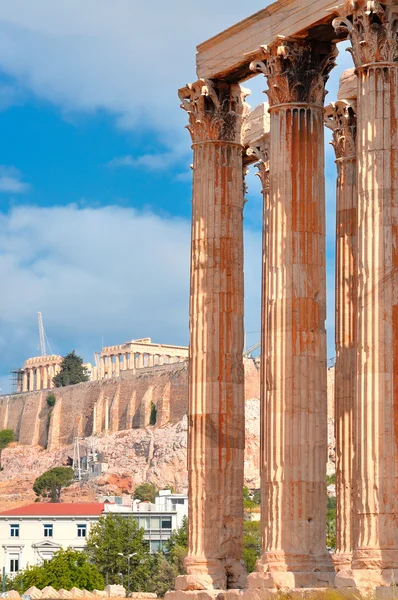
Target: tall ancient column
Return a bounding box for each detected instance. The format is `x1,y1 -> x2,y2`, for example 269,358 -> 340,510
100,356 -> 105,379
177,79 -> 249,591
325,98 -> 357,570
115,354 -> 120,377
29,369 -> 34,392
36,367 -> 41,390
334,2 -> 398,582
23,370 -> 28,392
43,365 -> 49,390
249,39 -> 337,588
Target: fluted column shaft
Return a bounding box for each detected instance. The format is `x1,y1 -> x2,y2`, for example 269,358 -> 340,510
43,365 -> 48,390
100,357 -> 105,379
325,99 -> 357,565
115,354 -> 120,377
334,3 -> 398,571
23,371 -> 28,392
250,39 -> 336,582
178,79 -> 249,590
29,369 -> 34,392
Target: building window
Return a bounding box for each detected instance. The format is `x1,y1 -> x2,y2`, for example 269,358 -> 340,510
9,557 -> 19,573
161,517 -> 172,530
77,524 -> 87,538
44,524 -> 53,537
150,540 -> 161,553
10,524 -> 19,537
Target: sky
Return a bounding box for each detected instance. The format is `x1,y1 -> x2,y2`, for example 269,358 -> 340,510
0,1 -> 354,394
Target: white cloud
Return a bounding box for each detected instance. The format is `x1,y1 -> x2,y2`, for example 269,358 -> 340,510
0,0 -> 269,142
0,165 -> 29,193
0,204 -> 262,392
108,152 -> 182,171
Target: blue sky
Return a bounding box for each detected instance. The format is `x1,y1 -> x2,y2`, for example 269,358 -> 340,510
0,1 -> 354,393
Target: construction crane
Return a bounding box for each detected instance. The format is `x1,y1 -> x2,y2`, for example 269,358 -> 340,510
37,312 -> 53,356
243,341 -> 261,358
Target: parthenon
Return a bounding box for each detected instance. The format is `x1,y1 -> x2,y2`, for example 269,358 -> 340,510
167,0 -> 398,596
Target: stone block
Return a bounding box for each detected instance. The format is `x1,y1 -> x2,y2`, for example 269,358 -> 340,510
58,591 -> 73,599
41,587 -> 60,599
92,593 -> 106,598
105,586 -> 126,598
70,589 -> 84,598
25,588 -> 42,599
128,595 -> 157,599
6,592 -> 21,600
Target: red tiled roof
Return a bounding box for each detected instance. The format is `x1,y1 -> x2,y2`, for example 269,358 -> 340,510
0,503 -> 105,517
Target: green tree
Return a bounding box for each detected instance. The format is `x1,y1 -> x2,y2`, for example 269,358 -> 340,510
0,429 -> 14,470
11,549 -> 104,592
327,496 -> 336,550
164,515 -> 188,574
146,554 -> 178,597
46,393 -> 56,407
134,482 -> 158,503
243,486 -> 260,509
85,514 -> 154,591
53,351 -> 89,388
33,466 -> 74,502
242,521 -> 261,573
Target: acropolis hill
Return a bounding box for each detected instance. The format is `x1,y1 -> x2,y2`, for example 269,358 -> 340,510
0,354 -> 336,511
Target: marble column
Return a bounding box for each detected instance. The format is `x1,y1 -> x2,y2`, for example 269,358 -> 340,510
23,370 -> 28,392
100,356 -> 105,379
325,99 -> 357,572
247,137 -> 270,559
29,369 -> 34,392
249,39 -> 337,588
177,79 -> 249,590
37,367 -> 42,390
43,365 -> 48,390
334,3 -> 398,580
138,354 -> 144,369
108,356 -> 113,378
115,354 -> 120,377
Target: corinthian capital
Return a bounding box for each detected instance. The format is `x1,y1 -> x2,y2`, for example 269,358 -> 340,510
178,79 -> 250,144
250,39 -> 338,107
247,138 -> 270,193
333,1 -> 398,67
325,100 -> 357,159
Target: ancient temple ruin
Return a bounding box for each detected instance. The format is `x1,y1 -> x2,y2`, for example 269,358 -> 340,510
168,0 -> 398,596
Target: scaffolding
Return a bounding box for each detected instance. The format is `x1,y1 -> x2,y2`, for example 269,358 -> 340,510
9,368 -> 24,394
72,437 -> 107,482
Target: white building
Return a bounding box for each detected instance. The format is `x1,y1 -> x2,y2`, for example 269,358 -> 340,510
0,491 -> 188,575
0,503 -> 104,576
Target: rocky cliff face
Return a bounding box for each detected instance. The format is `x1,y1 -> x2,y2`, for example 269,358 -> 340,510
0,365 -> 336,511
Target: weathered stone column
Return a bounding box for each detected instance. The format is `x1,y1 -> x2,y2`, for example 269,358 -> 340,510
325,97 -> 357,573
107,356 -> 113,378
23,370 -> 28,392
176,79 -> 249,591
29,369 -> 34,392
43,365 -> 48,390
115,354 -> 120,377
334,2 -> 398,583
100,356 -> 105,379
249,39 -> 337,588
138,354 -> 144,369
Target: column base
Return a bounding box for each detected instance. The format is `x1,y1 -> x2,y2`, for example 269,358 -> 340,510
247,571 -> 335,590
176,558 -> 247,591
166,588 -> 362,600
335,568 -> 398,590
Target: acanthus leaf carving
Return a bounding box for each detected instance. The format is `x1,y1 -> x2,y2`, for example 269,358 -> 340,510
325,100 -> 357,160
247,137 -> 270,193
250,39 -> 338,107
333,1 -> 398,67
178,79 -> 250,144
